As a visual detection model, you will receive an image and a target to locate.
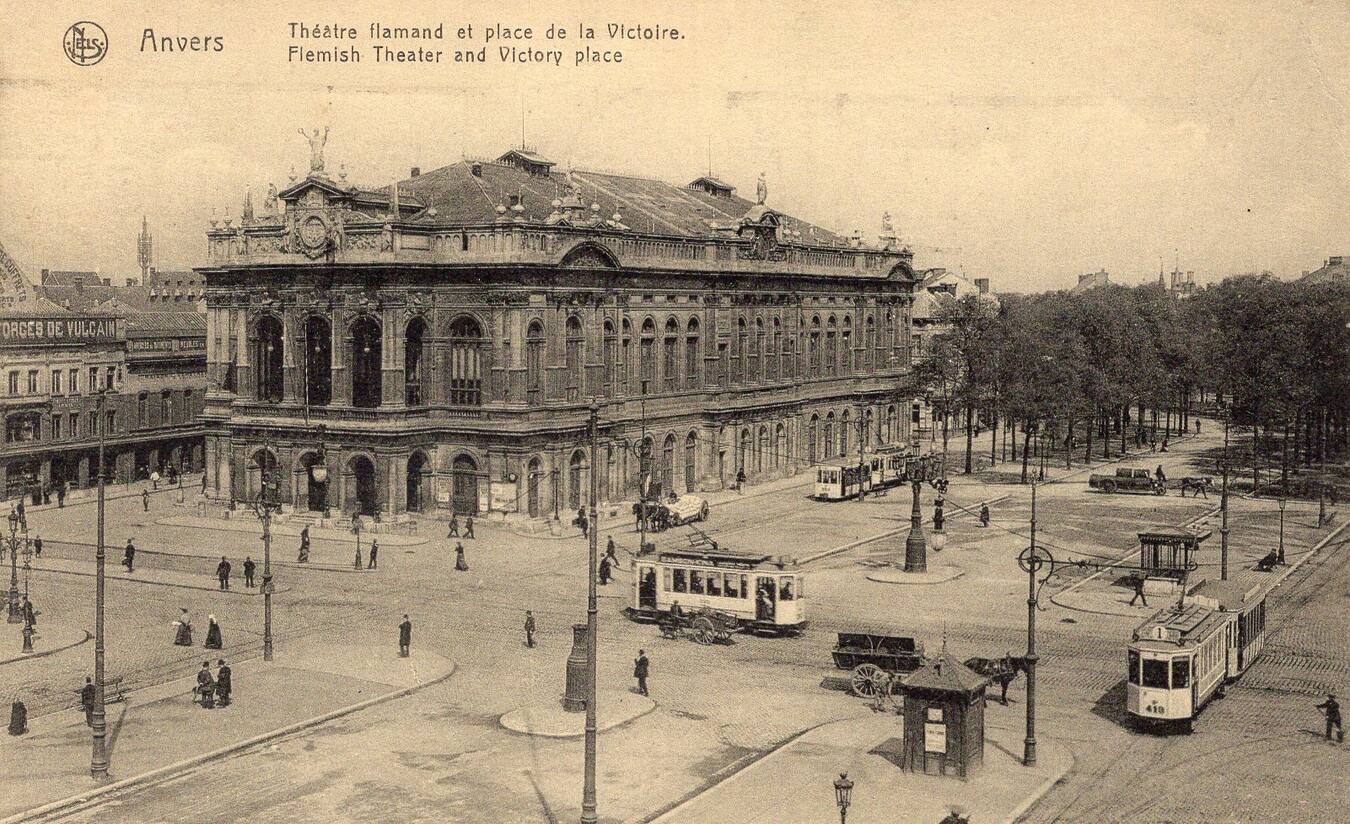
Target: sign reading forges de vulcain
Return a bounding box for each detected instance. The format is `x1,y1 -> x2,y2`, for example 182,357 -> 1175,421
0,317 -> 118,343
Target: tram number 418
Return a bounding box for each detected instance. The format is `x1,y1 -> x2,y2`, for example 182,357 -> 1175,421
1145,700 -> 1166,715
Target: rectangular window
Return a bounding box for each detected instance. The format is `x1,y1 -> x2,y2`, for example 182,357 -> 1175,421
740,574 -> 748,599
672,569 -> 687,593
662,568 -> 671,592
1171,657 -> 1190,689
69,369 -> 79,394
717,343 -> 728,387
27,370 -> 37,394
88,411 -> 98,436
69,413 -> 78,437
689,570 -> 704,595
138,394 -> 147,426
779,576 -> 795,600
1142,657 -> 1169,689
7,371 -> 17,395
51,415 -> 61,440
707,574 -> 722,597
724,573 -> 740,599
51,370 -> 62,394
106,366 -> 116,389
1127,650 -> 1139,685
89,367 -> 99,391
105,410 -> 116,434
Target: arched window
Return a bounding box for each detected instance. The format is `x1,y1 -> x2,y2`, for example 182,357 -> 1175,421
825,316 -> 837,377
770,317 -> 781,381
754,317 -> 765,382
662,433 -> 676,495
884,309 -> 895,366
526,320 -> 544,404
783,318 -> 794,380
685,318 -> 700,389
808,316 -> 821,378
865,315 -> 876,372
841,316 -> 853,375
565,315 -> 583,401
738,428 -> 750,473
449,316 -> 483,407
568,450 -> 585,510
405,316 -> 427,406
253,315 -> 284,403
887,405 -> 898,444
865,407 -> 875,446
603,319 -> 617,395
808,414 -> 819,465
640,318 -> 656,395
824,412 -> 836,459
350,316 -> 382,408
684,431 -> 698,492
621,318 -> 632,396
840,409 -> 851,457
663,317 -> 679,391
757,425 -> 768,474
734,317 -> 747,385
775,423 -> 787,469
305,315 -> 331,406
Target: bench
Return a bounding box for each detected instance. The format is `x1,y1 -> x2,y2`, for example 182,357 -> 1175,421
103,676 -> 127,704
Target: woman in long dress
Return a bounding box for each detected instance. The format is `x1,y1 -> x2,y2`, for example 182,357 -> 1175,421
205,615 -> 223,650
173,608 -> 193,646
455,542 -> 469,571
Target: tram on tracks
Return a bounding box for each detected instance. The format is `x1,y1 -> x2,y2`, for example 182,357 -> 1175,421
627,547 -> 808,636
1126,579 -> 1267,732
813,463 -> 872,501
815,448 -> 942,501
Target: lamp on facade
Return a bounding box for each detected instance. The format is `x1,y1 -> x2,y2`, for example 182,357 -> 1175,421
833,772 -> 854,824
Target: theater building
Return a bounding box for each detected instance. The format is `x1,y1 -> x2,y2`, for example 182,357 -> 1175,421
199,147 -> 921,518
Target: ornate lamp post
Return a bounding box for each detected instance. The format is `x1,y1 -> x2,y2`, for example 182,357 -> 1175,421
1277,496 -> 1287,565
5,509 -> 20,623
310,424 -> 330,518
1017,481 -> 1054,768
91,386 -> 112,780
250,447 -> 282,662
580,402 -> 601,824
904,474 -> 927,573
833,772 -> 854,824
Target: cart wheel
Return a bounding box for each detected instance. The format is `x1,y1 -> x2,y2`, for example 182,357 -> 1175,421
659,621 -> 678,640
692,616 -> 715,645
850,663 -> 886,698
1102,480 -> 1117,494
699,503 -> 709,521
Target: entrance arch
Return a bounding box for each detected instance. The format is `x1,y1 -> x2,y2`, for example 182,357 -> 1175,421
300,451 -> 329,513
253,316 -> 284,403
406,451 -> 430,513
684,432 -> 697,492
348,455 -> 378,516
249,448 -> 279,500
568,450 -> 585,511
451,455 -> 479,515
527,457 -> 541,518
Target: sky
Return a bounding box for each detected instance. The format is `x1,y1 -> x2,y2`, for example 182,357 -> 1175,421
1,0 -> 1347,290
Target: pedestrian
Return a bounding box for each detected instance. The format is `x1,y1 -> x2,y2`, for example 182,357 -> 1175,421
298,526 -> 310,563
1155,465 -> 1166,485
56,483 -> 65,507
979,504 -> 990,527
16,499 -> 25,529
354,545 -> 362,570
736,468 -> 747,493
367,540 -> 379,569
216,556 -> 231,590
196,661 -> 215,709
1315,693 -> 1343,742
447,515 -> 459,538
1160,437 -> 1169,452
598,554 -> 612,585
123,539 -> 136,573
21,596 -> 35,629
142,488 -> 150,512
1195,419 -> 1201,434
398,614 -> 412,657
201,473 -> 208,495
41,484 -> 50,505
1128,575 -> 1148,607
80,677 -> 95,726
607,535 -> 617,559
633,649 -> 650,696
455,542 -> 469,571
605,542 -> 618,570
524,610 -> 536,648
578,508 -> 589,539
173,608 -> 193,646
33,535 -> 42,558
243,556 -> 256,588
205,614 -> 223,649
464,516 -> 475,539
151,470 -> 160,491
215,659 -> 232,707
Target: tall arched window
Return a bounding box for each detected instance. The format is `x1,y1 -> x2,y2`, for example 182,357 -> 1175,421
840,409 -> 851,457
684,431 -> 697,492
738,428 -> 750,473
783,319 -> 794,380
824,412 -> 836,459
734,317 -> 747,385
884,309 -> 895,367
757,425 -> 768,474
639,318 -> 656,395
841,316 -> 853,375
253,315 -> 284,403
808,316 -> 821,378
685,318 -> 700,389
887,405 -> 898,444
405,316 -> 427,406
662,434 -> 676,495
865,407 -> 875,446
865,315 -> 876,372
304,315 -> 331,406
526,320 -> 544,405
825,316 -> 837,377
565,315 -> 583,401
770,317 -> 781,381
775,423 -> 787,469
754,318 -> 765,382
621,318 -> 632,396
350,316 -> 382,408
808,414 -> 819,465
663,317 -> 679,391
603,319 -> 617,395
449,316 -> 483,407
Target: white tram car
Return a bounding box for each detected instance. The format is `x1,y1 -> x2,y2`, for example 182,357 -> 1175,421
816,448 -> 940,501
1126,580 -> 1267,732
814,464 -> 872,501
627,548 -> 808,636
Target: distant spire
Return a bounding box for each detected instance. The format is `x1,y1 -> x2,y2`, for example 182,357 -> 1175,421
137,215 -> 153,279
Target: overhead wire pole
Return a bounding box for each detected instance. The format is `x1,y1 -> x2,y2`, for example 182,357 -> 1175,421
1021,480 -> 1041,768
1220,412 -> 1230,580
90,388 -> 109,780
580,401 -> 600,824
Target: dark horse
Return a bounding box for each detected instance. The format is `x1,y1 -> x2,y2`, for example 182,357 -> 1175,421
1179,477 -> 1214,499
964,654 -> 1032,705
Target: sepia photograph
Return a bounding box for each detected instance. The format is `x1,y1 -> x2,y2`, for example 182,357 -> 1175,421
0,1 -> 1347,822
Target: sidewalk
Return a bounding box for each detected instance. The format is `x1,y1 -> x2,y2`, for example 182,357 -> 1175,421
0,613 -> 88,666
27,557 -> 296,595
646,716 -> 1071,824
155,513 -> 428,547
0,642 -> 455,822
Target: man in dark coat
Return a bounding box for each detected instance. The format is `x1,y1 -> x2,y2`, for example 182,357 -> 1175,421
142,488 -> 150,512
598,554 -> 612,585
577,508 -> 589,539
243,556 -> 256,588
980,504 -> 990,527
56,484 -> 65,507
455,542 -> 469,571
464,516 -> 474,539
298,526 -> 310,563
367,540 -> 379,569
205,615 -> 223,649
1316,693 -> 1342,742
398,614 -> 412,657
80,677 -> 95,726
123,540 -> 136,573
216,556 -> 231,590
447,515 -> 459,538
524,610 -> 536,648
1128,575 -> 1148,607
633,650 -> 650,696
215,660 -> 232,707
196,662 -> 215,709
33,536 -> 42,558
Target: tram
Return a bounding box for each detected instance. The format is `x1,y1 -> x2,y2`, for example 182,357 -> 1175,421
868,446 -> 919,490
627,547 -> 808,636
814,463 -> 872,501
1126,579 -> 1267,732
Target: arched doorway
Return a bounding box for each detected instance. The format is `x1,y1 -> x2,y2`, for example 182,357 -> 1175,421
406,452 -> 429,512
305,315 -> 332,406
568,450 -> 585,511
349,455 -> 378,516
824,413 -> 836,460
684,432 -> 697,492
250,448 -> 279,500
662,434 -> 676,495
351,316 -> 382,408
527,457 -> 541,518
405,317 -> 427,406
775,423 -> 787,470
738,428 -> 750,474
301,452 -> 329,513
757,426 -> 768,474
808,415 -> 819,465
451,455 -> 479,515
253,316 -> 284,403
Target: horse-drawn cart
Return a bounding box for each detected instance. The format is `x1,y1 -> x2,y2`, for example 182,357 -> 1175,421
831,632 -> 926,703
660,607 -> 738,645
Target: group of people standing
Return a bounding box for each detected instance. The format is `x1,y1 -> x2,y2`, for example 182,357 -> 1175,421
173,608 -> 225,650
194,659 -> 232,709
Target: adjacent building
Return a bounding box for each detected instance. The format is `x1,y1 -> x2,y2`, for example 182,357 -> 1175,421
199,146 -> 923,519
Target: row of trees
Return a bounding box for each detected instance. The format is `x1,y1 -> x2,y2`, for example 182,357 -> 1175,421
914,275 -> 1350,491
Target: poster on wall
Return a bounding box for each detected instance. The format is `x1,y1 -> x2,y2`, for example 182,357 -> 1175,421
489,482 -> 518,513
924,722 -> 947,754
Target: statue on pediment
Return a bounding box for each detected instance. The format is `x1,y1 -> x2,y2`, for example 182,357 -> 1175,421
299,127 -> 330,173
263,183 -> 279,214
756,172 -> 768,205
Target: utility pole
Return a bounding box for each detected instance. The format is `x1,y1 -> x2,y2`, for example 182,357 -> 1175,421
580,401 -> 600,824
91,389 -> 109,780
1018,481 -> 1046,768
856,397 -> 867,502
1220,416 -> 1230,580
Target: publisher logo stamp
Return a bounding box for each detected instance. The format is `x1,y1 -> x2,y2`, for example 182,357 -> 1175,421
63,21 -> 108,66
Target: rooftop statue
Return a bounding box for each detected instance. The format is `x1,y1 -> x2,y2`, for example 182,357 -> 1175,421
299,127 -> 330,173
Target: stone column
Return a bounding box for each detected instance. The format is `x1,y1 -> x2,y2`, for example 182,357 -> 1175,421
384,309 -> 405,408
332,316 -> 351,406
235,308 -> 253,401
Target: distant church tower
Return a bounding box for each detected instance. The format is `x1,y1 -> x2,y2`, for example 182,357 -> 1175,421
137,215 -> 153,281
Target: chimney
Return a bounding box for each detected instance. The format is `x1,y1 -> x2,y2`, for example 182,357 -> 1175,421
471,163 -> 482,177
508,194 -> 521,208
1330,256 -> 1344,266
410,166 -> 420,178
975,278 -> 990,295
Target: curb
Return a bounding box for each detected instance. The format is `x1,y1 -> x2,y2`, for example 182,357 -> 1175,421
1,661 -> 457,824
1004,744 -> 1076,824
0,630 -> 91,667
799,493 -> 1010,566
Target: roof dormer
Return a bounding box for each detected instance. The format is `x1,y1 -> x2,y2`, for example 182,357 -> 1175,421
497,148 -> 555,177
688,176 -> 736,198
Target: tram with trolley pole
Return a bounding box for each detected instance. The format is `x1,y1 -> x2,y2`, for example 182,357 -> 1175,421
627,544 -> 808,637
816,448 -> 942,501
814,463 -> 872,501
1126,579 -> 1267,733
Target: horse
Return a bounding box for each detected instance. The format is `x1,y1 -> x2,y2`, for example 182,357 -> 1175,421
963,654 -> 1032,705
1179,477 -> 1214,499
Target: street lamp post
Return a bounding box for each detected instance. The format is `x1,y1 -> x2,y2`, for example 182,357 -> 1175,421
5,509 -> 19,623
1277,496 -> 1287,565
580,402 -> 600,824
833,772 -> 854,824
91,388 -> 111,780
251,446 -> 282,662
1017,481 -> 1054,768
904,476 -> 927,573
